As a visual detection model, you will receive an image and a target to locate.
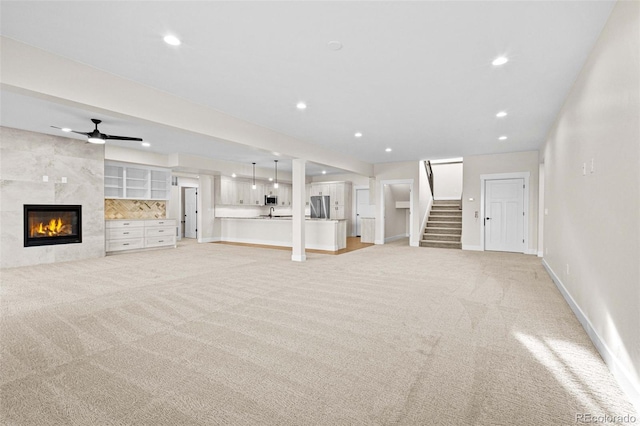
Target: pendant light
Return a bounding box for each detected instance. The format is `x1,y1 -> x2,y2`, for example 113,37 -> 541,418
273,160 -> 279,189
252,162 -> 257,189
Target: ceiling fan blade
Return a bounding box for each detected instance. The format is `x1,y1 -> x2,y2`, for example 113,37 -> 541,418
50,126 -> 89,136
103,134 -> 143,142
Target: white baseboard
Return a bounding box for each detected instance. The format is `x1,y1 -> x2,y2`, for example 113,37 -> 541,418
198,237 -> 220,243
542,260 -> 640,416
410,241 -> 419,247
525,248 -> 537,255
375,239 -> 385,245
537,251 -> 543,257
384,234 -> 408,243
462,245 -> 483,251
291,254 -> 306,262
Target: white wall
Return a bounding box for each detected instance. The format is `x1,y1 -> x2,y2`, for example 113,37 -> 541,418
0,127 -> 105,267
541,0 -> 639,411
461,151 -> 539,253
311,173 -> 369,186
431,162 -> 463,200
418,161 -> 433,238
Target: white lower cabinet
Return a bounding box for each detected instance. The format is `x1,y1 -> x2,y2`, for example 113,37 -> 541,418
106,219 -> 176,253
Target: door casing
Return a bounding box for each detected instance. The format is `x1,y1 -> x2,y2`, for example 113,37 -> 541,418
480,172 -> 530,253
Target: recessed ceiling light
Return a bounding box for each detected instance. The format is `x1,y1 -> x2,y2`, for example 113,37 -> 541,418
327,41 -> 343,51
163,35 -> 181,46
496,111 -> 508,118
268,177 -> 273,182
231,173 -> 237,178
499,136 -> 508,140
61,128 -> 72,132
354,132 -> 362,138
492,56 -> 509,66
322,170 -> 327,174
385,148 -> 392,152
296,102 -> 307,110
141,142 -> 151,147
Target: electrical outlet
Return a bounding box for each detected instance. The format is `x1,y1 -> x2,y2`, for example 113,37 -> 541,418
582,163 -> 586,176
544,208 -> 548,215
590,158 -> 595,174
42,175 -> 48,182
545,247 -> 548,255
61,177 -> 67,183
566,263 -> 570,275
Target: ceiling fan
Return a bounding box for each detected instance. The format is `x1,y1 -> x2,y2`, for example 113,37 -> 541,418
51,118 -> 143,144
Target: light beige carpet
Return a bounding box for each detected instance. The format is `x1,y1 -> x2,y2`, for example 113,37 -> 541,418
1,239 -> 636,425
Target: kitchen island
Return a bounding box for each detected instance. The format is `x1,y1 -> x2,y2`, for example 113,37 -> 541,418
220,217 -> 347,251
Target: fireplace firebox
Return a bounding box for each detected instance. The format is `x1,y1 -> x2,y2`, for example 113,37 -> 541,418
24,205 -> 82,247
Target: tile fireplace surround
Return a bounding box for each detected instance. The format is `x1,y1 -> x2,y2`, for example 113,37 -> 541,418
0,127 -> 105,268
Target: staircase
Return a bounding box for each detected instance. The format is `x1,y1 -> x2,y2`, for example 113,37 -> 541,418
420,200 -> 462,249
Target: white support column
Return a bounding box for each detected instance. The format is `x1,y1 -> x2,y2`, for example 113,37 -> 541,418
291,159 -> 306,262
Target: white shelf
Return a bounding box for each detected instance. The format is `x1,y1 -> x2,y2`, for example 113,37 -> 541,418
104,161 -> 171,200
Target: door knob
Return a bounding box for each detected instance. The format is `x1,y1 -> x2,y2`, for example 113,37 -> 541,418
486,217 -> 491,220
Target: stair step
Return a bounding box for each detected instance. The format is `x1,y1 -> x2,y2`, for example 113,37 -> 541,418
424,227 -> 461,235
420,240 -> 462,249
427,221 -> 461,228
421,233 -> 460,242
430,210 -> 462,216
431,205 -> 461,210
433,200 -> 460,204
427,216 -> 461,222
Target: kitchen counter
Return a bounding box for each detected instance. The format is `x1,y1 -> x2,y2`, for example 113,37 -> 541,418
219,217 -> 347,251
217,216 -> 345,221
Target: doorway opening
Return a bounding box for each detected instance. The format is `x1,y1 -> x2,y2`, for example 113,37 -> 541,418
379,179 -> 414,246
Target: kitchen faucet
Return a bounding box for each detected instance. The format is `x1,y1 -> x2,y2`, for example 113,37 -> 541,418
269,207 -> 275,218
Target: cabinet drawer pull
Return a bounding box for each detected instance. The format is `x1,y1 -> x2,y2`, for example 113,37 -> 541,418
123,243 -> 129,246
158,240 -> 164,243
123,222 -> 130,226
158,221 -> 164,224
158,230 -> 164,233
123,232 -> 129,235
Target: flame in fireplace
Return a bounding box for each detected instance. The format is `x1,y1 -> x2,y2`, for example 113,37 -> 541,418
30,217 -> 71,237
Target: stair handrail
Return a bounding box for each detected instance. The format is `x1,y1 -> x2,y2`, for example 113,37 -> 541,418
425,160 -> 434,197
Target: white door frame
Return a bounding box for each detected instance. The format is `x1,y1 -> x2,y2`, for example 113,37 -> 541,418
480,172 -> 529,253
377,179 -> 415,246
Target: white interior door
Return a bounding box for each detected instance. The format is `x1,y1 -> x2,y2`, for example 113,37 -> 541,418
184,187 -> 197,239
484,179 -> 525,252
356,189 -> 374,236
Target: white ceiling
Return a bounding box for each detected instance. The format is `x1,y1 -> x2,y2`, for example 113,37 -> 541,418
0,1 -> 615,174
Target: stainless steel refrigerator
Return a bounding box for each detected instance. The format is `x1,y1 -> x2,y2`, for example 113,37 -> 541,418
310,195 -> 330,219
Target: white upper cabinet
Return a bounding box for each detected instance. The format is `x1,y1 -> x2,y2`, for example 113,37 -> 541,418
277,184 -> 292,206
309,181 -> 352,219
104,161 -> 170,200
220,177 -> 266,206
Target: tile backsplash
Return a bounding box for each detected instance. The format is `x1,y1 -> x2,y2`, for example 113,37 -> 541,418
105,199 -> 166,219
